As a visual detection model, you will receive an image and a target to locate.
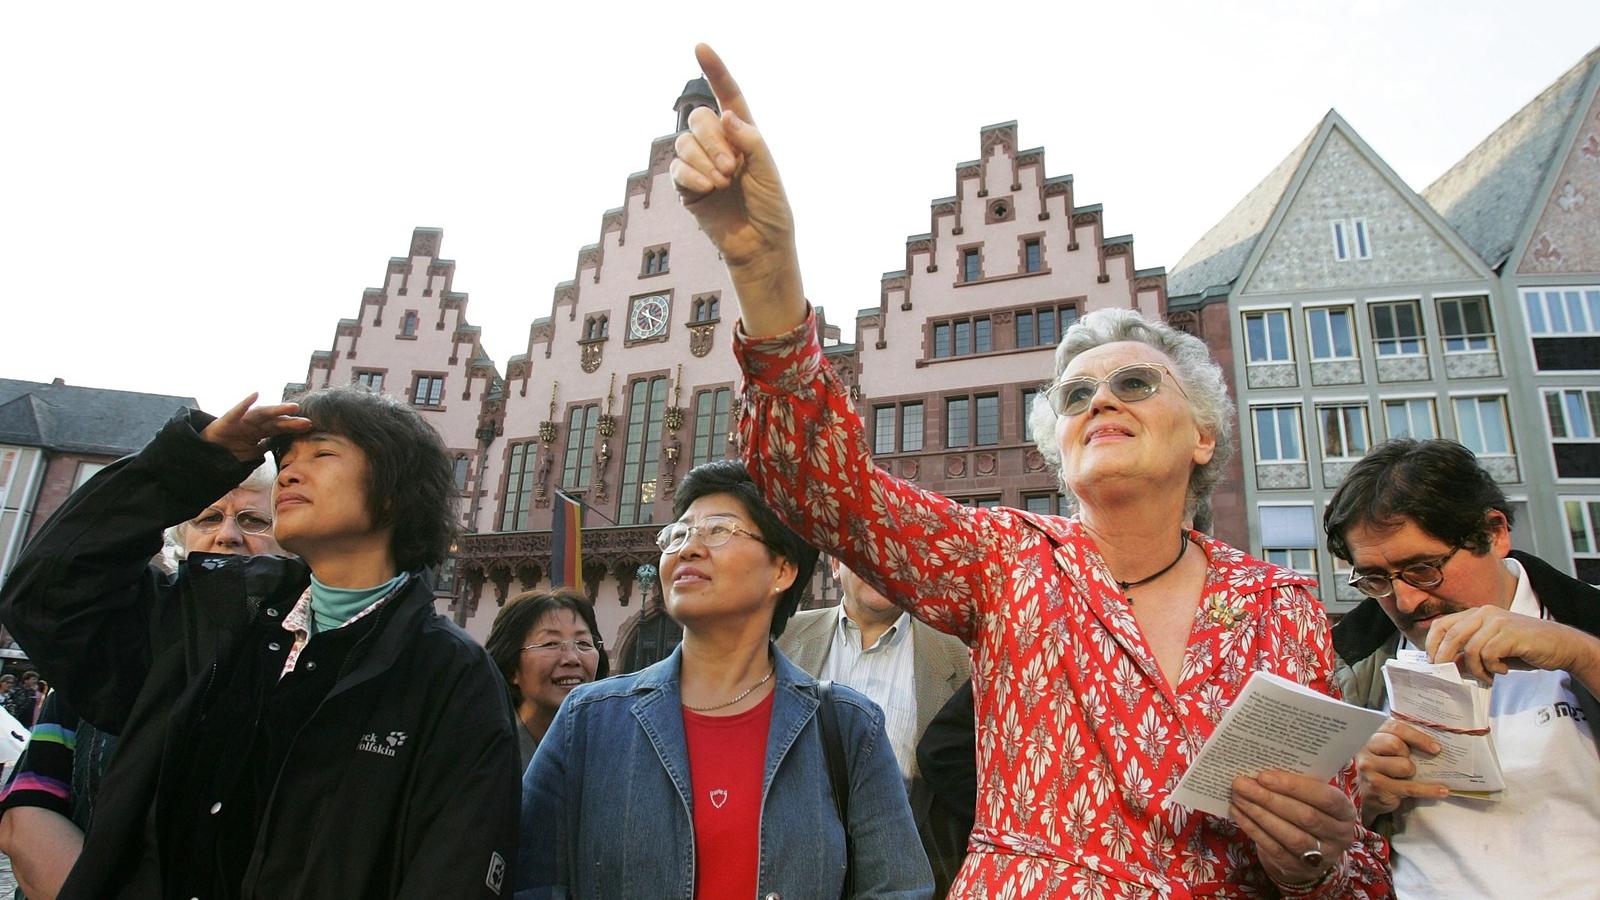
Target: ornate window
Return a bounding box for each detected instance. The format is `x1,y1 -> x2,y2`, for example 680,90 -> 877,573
563,404 -> 599,489
500,442 -> 539,531
619,376 -> 669,525
642,244 -> 671,277
411,374 -> 445,408
692,388 -> 731,467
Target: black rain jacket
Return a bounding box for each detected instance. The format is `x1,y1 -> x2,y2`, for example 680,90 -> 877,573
0,410 -> 520,898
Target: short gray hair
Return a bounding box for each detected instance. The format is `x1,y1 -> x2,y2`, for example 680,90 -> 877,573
160,458 -> 278,571
1027,308 -> 1234,519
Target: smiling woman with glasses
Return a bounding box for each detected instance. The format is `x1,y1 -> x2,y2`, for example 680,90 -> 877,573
485,588 -> 609,769
661,43 -> 1392,898
520,458 -> 934,899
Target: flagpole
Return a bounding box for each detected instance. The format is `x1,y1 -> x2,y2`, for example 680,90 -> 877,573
552,487 -> 620,527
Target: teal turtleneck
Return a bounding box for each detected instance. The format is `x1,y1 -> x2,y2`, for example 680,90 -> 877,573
307,572 -> 406,635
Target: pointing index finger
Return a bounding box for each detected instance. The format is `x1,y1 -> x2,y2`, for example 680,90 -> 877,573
695,43 -> 753,124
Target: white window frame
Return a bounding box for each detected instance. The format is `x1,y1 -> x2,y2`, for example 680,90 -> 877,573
1351,218 -> 1371,260
1451,393 -> 1513,457
1251,404 -> 1305,463
1331,220 -> 1350,262
1317,403 -> 1371,460
1437,294 -> 1496,354
1522,286 -> 1600,337
1305,304 -> 1359,361
1243,309 -> 1294,364
1544,388 -> 1600,442
1563,497 -> 1600,558
1382,396 -> 1438,440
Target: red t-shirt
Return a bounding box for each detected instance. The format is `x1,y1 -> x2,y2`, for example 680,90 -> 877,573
683,690 -> 774,900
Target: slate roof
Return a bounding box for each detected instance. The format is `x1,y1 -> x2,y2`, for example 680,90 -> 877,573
0,379 -> 195,457
1166,118 -> 1322,299
1423,46 -> 1600,271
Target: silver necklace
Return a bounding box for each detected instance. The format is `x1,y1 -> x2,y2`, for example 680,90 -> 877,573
682,665 -> 775,712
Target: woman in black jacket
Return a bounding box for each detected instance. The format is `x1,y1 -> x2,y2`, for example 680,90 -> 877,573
0,387 -> 520,899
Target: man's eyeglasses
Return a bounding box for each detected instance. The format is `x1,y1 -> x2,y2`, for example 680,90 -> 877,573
521,639 -> 599,655
1045,363 -> 1189,417
1347,546 -> 1462,599
655,515 -> 767,555
190,509 -> 274,535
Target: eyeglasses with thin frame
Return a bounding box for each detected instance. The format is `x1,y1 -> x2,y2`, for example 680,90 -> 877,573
1346,545 -> 1462,599
521,639 -> 600,655
189,508 -> 274,535
1045,363 -> 1190,417
655,515 -> 768,555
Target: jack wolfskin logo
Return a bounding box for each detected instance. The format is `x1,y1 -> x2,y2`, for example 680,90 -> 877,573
358,731 -> 407,757
486,851 -> 505,895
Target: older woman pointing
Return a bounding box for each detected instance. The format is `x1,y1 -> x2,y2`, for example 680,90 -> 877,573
672,45 -> 1389,898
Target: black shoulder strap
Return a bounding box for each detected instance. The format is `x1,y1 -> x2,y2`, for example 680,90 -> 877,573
816,680 -> 854,899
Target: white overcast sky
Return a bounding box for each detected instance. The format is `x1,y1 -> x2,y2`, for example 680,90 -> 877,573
6,2 -> 1598,415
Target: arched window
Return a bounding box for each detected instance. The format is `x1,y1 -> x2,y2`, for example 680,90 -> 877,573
401,311 -> 418,337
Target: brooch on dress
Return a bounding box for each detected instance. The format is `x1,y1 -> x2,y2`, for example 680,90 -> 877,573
1203,594 -> 1246,629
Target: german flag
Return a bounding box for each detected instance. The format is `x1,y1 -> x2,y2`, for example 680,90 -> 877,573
550,490 -> 584,592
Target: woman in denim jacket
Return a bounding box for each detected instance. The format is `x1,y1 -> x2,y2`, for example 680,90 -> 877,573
518,460 -> 933,899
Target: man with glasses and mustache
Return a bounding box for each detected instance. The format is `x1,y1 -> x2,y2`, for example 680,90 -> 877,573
1324,438 -> 1600,898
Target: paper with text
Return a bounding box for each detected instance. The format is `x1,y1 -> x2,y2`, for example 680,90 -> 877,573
1167,670 -> 1386,819
1383,652 -> 1504,794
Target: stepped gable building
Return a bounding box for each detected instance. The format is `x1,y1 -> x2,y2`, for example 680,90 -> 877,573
452,78 -> 786,644
0,378 -> 196,649
448,93 -> 1167,646
1168,110 -> 1543,612
1424,46 -> 1600,584
284,227 -> 504,612
857,119 -> 1167,520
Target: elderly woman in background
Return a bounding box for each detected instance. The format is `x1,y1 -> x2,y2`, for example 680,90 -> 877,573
486,589 -> 609,769
0,461 -> 283,900
519,459 -> 932,899
670,45 -> 1389,898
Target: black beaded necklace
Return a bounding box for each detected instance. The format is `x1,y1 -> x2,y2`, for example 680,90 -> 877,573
1116,531 -> 1189,603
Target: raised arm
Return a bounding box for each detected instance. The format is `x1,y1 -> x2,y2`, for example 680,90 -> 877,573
675,46 -> 1017,644
671,43 -> 805,337
0,396 -> 308,731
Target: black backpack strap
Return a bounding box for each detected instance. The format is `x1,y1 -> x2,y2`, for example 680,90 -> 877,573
816,680 -> 854,899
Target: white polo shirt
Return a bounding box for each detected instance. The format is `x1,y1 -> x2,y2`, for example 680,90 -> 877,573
1389,558 -> 1600,898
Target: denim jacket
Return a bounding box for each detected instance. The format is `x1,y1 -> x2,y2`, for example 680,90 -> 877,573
517,645 -> 933,899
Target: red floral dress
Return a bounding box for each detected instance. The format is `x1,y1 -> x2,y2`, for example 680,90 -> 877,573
734,312 -> 1390,899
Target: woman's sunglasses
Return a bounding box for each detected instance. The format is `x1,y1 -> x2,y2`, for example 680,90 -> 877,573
1044,363 -> 1187,417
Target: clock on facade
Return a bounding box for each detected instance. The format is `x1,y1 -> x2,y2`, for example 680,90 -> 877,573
628,294 -> 670,340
